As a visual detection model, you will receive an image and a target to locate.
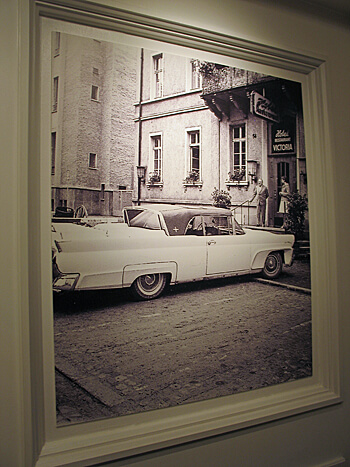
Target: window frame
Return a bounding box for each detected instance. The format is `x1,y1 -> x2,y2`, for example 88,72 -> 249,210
184,127 -> 202,185
51,131 -> 56,175
227,123 -> 248,185
52,76 -> 59,112
148,132 -> 163,185
152,53 -> 163,99
188,58 -> 202,90
88,152 -> 97,169
91,84 -> 100,101
54,31 -> 60,56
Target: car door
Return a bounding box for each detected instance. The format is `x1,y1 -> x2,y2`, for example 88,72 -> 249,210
204,215 -> 251,275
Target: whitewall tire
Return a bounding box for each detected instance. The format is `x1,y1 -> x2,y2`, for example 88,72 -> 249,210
262,252 -> 283,279
131,273 -> 167,300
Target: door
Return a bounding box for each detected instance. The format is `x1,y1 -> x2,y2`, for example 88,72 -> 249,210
268,157 -> 296,227
204,215 -> 251,275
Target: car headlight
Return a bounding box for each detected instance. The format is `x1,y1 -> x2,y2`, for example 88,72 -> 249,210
53,273 -> 80,292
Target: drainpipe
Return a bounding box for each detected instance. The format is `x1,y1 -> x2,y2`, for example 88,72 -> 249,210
218,119 -> 221,190
137,48 -> 144,206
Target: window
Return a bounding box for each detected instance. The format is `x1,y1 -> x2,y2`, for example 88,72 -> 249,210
188,129 -> 201,176
88,153 -> 97,169
52,76 -> 59,112
51,132 -> 56,175
153,54 -> 163,98
202,215 -> 234,236
150,134 -> 162,178
128,210 -> 161,230
185,216 -> 204,236
91,85 -> 99,101
231,124 -> 247,181
54,32 -> 60,56
190,59 -> 201,90
93,67 -> 99,75
185,215 -> 238,236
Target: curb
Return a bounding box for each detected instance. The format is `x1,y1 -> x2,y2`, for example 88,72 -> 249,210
254,277 -> 311,295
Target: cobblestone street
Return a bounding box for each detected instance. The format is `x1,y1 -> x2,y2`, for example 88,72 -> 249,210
54,261 -> 312,425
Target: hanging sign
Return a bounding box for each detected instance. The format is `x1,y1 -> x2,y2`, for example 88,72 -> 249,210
271,120 -> 295,153
250,91 -> 279,123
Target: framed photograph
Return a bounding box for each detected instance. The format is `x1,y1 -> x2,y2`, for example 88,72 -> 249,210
29,1 -> 340,465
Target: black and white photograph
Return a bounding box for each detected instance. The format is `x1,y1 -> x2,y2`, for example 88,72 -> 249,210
51,32 -> 312,426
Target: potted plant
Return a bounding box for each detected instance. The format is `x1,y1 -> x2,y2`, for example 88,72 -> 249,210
211,187 -> 232,209
185,170 -> 200,184
228,168 -> 246,182
284,191 -> 308,239
148,172 -> 161,184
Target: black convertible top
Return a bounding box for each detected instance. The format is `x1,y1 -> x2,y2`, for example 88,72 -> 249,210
124,204 -> 235,236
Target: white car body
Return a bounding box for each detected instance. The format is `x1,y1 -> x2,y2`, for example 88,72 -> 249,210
52,204 -> 294,300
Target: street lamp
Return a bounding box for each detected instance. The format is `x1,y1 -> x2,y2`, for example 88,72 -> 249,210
137,165 -> 146,182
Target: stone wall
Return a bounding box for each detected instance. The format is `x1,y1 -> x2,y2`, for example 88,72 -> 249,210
51,34 -> 138,215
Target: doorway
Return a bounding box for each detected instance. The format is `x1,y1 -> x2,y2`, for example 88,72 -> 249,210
268,156 -> 296,227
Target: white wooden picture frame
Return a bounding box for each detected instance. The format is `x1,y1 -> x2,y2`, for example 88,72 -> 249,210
26,1 -> 340,465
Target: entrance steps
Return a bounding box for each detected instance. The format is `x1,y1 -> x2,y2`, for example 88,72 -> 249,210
294,239 -> 310,260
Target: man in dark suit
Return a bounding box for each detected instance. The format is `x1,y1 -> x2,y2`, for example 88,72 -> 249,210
250,178 -> 269,227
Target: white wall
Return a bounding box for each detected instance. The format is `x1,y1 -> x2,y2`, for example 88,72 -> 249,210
1,0 -> 349,465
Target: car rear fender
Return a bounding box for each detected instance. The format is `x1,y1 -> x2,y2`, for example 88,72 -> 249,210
251,249 -> 292,270
122,262 -> 178,287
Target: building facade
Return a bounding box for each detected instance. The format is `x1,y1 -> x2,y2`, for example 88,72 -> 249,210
134,50 -> 217,206
50,33 -> 138,216
51,36 -> 307,226
136,51 -> 307,227
200,65 -> 307,227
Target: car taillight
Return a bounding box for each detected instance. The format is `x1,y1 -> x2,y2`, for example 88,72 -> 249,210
53,273 -> 80,292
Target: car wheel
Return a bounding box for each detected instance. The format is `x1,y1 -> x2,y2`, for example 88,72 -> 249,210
131,273 -> 167,300
262,252 -> 283,279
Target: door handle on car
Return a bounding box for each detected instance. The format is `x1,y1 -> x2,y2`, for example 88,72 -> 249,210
207,240 -> 216,245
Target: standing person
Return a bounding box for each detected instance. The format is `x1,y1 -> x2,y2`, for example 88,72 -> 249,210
250,178 -> 269,227
278,175 -> 290,228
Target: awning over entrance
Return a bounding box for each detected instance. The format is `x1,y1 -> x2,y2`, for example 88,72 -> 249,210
201,78 -> 302,122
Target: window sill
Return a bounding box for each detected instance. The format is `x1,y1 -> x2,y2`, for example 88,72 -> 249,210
183,181 -> 203,191
147,182 -> 163,189
226,181 -> 249,189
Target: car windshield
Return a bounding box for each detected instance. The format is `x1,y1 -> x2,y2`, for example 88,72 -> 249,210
234,218 -> 245,235
202,215 -> 233,235
185,215 -> 245,236
128,210 -> 161,230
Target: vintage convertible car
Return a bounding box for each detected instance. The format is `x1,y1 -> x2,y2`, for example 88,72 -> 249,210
52,204 -> 294,300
